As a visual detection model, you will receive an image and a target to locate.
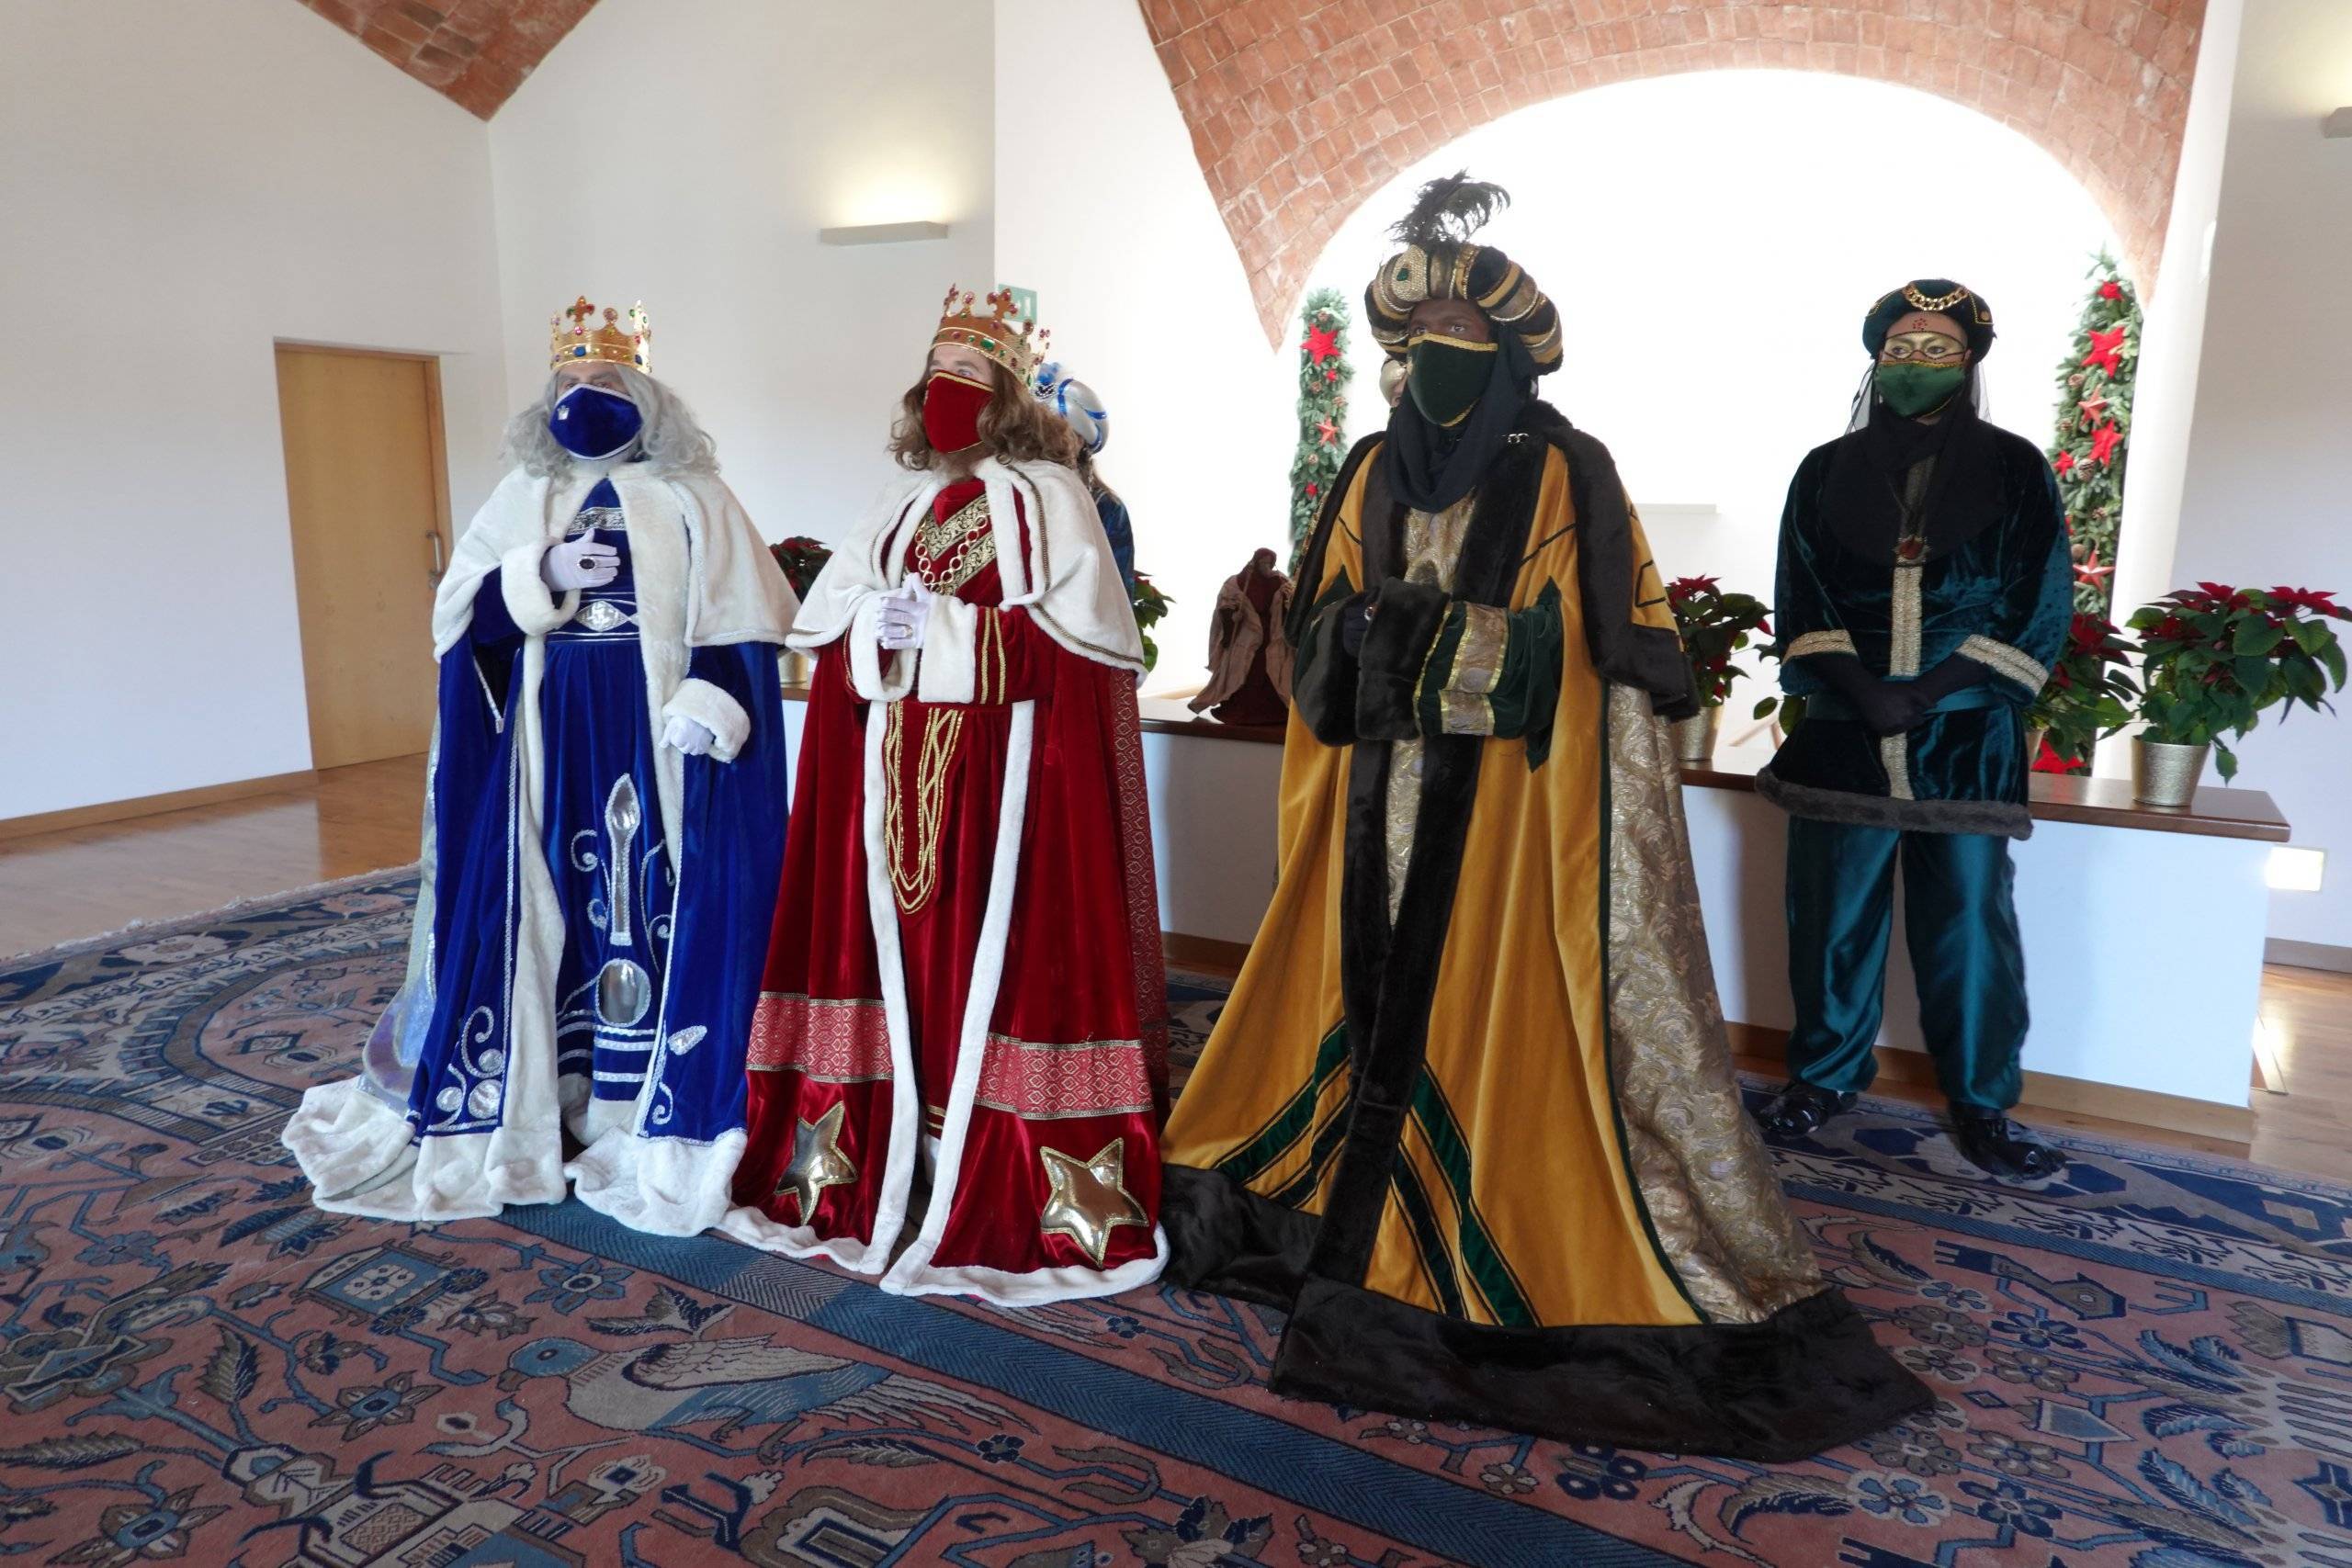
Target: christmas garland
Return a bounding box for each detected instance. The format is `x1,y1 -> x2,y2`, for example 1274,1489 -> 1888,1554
2048,253 -> 2141,616
1288,288 -> 1352,570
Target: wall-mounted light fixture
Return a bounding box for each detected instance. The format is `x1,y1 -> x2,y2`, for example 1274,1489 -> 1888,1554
2266,845 -> 2326,892
820,221 -> 952,246
2324,108 -> 2352,139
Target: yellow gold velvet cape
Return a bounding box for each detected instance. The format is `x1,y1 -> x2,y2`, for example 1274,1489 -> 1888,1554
1160,411 -> 1928,1459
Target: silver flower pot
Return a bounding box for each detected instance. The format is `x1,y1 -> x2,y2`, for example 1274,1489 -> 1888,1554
1673,706 -> 1724,765
2132,739 -> 2211,807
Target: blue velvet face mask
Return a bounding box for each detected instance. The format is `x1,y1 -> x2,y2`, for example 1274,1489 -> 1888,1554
548,384 -> 643,459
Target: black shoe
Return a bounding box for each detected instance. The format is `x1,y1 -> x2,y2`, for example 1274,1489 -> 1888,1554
1950,1106 -> 2066,1182
1755,1080 -> 1858,1137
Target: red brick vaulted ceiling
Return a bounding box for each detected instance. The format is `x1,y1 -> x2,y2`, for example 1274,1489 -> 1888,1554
296,0 -> 597,118
1142,0 -> 2207,343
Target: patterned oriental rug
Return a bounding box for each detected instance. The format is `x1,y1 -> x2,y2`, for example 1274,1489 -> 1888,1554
2,872 -> 2350,1568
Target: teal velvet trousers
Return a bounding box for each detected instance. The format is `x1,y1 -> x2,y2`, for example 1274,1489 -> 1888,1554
1783,817 -> 2028,1112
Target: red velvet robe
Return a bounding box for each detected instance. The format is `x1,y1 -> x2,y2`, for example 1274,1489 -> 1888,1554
731,479 -> 1168,1302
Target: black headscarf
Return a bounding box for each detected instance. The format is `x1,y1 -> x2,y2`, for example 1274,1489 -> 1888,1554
1824,366 -> 2007,560
1382,330 -> 1536,513
1825,280 -> 2006,560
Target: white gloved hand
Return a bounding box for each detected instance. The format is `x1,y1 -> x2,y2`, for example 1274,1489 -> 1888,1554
662,716 -> 717,756
875,580 -> 933,652
542,540 -> 621,592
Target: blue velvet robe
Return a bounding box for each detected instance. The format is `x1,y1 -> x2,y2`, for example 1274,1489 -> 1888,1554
406,480 -> 786,1154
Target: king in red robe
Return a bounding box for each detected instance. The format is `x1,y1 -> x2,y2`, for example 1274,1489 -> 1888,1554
723,289 -> 1167,1304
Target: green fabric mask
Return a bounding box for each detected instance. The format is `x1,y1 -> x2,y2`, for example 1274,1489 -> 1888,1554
1876,362 -> 1966,417
1407,336 -> 1496,427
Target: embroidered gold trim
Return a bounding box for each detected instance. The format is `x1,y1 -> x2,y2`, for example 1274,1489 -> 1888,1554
1449,244 -> 1476,301
980,609 -> 1008,704
1881,732 -> 1915,799
914,492 -> 989,557
1449,603 -> 1510,695
884,704 -> 964,914
915,498 -> 999,598
1439,688 -> 1495,735
1787,630 -> 1858,660
1960,634 -> 2047,694
1888,563 -> 1924,676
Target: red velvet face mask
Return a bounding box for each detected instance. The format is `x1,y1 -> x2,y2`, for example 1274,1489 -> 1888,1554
922,370 -> 992,454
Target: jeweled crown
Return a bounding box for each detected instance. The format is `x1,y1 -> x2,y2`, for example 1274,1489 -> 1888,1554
549,296 -> 651,374
933,286 -> 1048,380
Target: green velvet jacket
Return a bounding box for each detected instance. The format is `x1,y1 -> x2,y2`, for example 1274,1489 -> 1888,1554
1758,423 -> 2071,839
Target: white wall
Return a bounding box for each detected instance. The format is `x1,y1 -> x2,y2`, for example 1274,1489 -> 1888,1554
488,0 -> 994,552
2167,0 -> 2352,949
993,0 -> 1295,696
2106,0 -> 2246,667
1291,72 -> 2117,624
1,0 -> 508,819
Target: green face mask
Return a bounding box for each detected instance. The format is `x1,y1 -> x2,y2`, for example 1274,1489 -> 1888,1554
1876,361 -> 1966,418
1407,335 -> 1496,427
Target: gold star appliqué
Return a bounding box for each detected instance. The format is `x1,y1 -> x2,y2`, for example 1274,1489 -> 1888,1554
1038,1138 -> 1148,1267
775,1103 -> 855,1223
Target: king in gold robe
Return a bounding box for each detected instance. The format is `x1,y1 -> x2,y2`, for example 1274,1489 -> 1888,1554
1159,176 -> 1927,1459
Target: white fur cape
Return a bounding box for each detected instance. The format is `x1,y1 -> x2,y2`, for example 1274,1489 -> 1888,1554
282,462 -> 796,1235
719,457 -> 1165,1304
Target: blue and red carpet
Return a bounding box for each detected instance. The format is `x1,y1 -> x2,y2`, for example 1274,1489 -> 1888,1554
2,870 -> 2348,1566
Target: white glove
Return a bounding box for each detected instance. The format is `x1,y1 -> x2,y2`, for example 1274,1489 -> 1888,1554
662,716 -> 717,756
542,540 -> 620,592
875,580 -> 933,652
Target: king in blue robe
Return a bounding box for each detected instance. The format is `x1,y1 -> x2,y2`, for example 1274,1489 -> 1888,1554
285,297 -> 798,1235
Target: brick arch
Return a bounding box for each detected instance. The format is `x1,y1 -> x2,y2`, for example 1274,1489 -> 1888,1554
1142,1 -> 2205,343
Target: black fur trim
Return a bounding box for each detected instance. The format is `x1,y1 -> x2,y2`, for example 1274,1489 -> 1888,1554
1756,765 -> 2035,840
1519,404 -> 1700,720
1285,433 -> 1385,647
1355,581 -> 1449,739
1269,1279 -> 1931,1461
1160,1165 -> 1317,1309
1291,570 -> 1363,745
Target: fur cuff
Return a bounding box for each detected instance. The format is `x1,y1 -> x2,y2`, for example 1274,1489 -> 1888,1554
1356,579 -> 1449,740
662,677 -> 752,762
915,595 -> 983,705
500,541 -> 577,636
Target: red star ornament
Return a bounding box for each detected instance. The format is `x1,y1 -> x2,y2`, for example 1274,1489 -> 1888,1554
2075,547 -> 2113,587
2053,450 -> 2076,475
1304,324 -> 1340,366
2082,326 -> 2128,374
2089,422 -> 2124,466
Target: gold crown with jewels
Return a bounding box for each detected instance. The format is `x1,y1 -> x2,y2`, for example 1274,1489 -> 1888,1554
933,286 -> 1047,380
549,296 -> 650,373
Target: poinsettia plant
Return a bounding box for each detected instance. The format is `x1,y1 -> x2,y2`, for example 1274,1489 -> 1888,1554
1665,576 -> 1771,710
769,536 -> 832,598
2029,613 -> 2139,771
1131,571 -> 1172,673
2126,582 -> 2350,780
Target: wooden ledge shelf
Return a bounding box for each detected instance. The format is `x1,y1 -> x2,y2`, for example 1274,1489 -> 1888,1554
782,684 -> 2290,841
